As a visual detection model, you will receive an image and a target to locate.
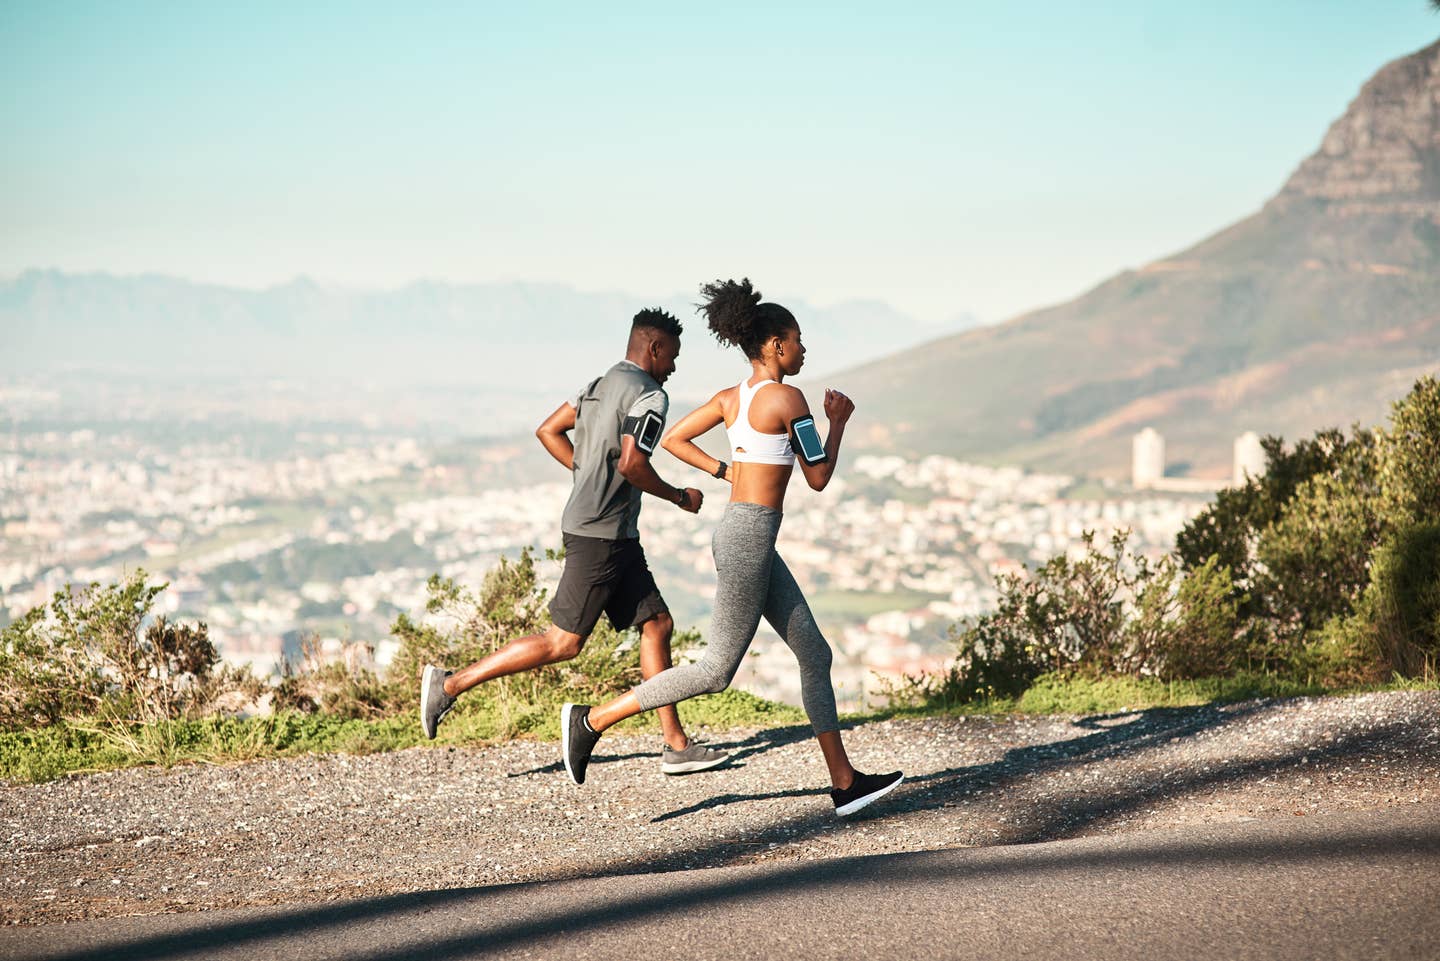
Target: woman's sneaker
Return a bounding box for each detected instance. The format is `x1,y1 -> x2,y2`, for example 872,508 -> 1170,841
660,739 -> 730,775
562,703 -> 601,785
831,770 -> 904,817
420,665 -> 456,739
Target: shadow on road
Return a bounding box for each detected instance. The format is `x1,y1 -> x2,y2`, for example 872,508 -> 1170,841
643,702 -> 1258,828
650,787 -> 820,823
635,700 -> 1428,858
28,811 -> 1440,961
504,722 -> 809,778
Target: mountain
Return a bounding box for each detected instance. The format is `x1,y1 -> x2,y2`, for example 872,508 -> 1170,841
840,38 -> 1440,478
0,271 -> 973,403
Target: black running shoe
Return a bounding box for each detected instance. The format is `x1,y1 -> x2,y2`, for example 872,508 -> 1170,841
562,703 -> 600,785
831,770 -> 904,817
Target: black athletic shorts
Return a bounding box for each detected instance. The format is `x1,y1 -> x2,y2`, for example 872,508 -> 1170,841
548,533 -> 668,637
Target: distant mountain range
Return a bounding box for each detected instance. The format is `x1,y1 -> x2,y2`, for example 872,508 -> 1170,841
841,38 -> 1440,478
0,271 -> 974,403
7,41 -> 1437,476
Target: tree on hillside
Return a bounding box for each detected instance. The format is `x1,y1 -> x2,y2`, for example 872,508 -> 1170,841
1175,427 -> 1373,616
1252,437 -> 1382,646
1176,377 -> 1439,675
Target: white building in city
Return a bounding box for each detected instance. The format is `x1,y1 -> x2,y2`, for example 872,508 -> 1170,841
1233,431 -> 1266,486
1132,428 -> 1165,489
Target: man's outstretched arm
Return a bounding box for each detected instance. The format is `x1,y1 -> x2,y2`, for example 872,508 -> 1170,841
617,436 -> 702,514
536,402 -> 578,470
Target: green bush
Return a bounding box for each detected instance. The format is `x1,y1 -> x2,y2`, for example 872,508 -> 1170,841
1377,376 -> 1440,528
0,724 -> 133,782
1163,375 -> 1439,683
273,636 -> 393,719
0,606 -> 91,729
925,394 -> 1440,705
930,530 -> 1241,702
927,527 -> 1255,705
0,571 -> 260,730
1176,426 -> 1373,614
1317,522 -> 1440,683
1013,671 -> 1321,715
1251,438 -> 1382,648
1369,522 -> 1440,677
1150,555 -> 1246,680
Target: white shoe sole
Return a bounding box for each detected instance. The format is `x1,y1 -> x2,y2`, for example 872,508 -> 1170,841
561,703 -> 579,785
660,754 -> 730,775
835,774 -> 904,817
420,667 -> 443,739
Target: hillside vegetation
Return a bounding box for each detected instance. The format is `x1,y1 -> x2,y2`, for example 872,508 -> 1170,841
890,377 -> 1440,710
3,378 -> 1436,783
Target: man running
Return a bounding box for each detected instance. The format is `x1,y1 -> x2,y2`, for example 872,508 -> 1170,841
420,308 -> 729,775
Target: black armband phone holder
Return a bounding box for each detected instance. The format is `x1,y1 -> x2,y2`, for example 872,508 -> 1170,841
622,410 -> 665,455
789,415 -> 828,466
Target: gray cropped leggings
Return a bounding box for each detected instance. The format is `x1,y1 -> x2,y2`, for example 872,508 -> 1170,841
632,501 -> 840,734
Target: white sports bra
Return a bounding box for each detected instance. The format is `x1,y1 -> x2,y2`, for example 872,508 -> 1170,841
728,378 -> 795,466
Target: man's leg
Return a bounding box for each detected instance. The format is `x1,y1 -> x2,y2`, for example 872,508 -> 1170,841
443,531 -> 612,698
637,612 -> 687,750
424,533 -> 616,739
421,623 -> 588,738
444,624 -> 587,697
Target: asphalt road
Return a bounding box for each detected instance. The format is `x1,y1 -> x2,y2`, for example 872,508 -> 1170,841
6,802 -> 1437,961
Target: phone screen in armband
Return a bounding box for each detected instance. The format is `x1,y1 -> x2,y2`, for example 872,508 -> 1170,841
637,411 -> 663,454
789,415 -> 827,465
624,410 -> 665,455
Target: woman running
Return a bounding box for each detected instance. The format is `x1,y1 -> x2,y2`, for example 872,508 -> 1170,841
560,278 -> 903,817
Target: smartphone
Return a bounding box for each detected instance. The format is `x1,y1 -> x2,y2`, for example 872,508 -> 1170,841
789,415 -> 828,465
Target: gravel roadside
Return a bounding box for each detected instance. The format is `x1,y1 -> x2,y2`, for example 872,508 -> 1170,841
4,689 -> 1438,927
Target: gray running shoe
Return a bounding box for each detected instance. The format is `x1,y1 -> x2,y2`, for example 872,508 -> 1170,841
661,739 -> 730,775
420,665 -> 456,739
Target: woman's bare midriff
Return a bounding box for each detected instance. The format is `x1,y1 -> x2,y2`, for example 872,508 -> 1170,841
728,460 -> 793,511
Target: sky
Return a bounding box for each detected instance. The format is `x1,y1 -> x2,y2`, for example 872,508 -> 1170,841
2,2 -> 1438,325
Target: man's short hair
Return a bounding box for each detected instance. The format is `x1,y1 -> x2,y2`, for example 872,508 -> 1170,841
632,307 -> 683,339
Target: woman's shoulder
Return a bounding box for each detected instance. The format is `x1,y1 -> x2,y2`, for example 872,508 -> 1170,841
756,381 -> 806,409
709,384 -> 740,420
712,383 -> 740,406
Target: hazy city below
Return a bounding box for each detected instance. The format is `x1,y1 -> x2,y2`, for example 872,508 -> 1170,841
0,371 -> 1220,712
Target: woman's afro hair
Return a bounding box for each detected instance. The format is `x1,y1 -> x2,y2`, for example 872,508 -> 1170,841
697,278 -> 796,360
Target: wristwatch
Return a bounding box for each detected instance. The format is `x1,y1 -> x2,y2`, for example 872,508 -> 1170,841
713,460 -> 728,480
674,488 -> 690,509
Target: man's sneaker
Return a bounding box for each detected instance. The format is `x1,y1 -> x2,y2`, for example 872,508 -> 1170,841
831,770 -> 904,817
660,739 -> 730,775
562,703 -> 600,785
420,665 -> 456,740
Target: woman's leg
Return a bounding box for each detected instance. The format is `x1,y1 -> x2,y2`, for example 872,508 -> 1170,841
588,504 -> 779,732
763,553 -> 855,789
816,731 -> 855,791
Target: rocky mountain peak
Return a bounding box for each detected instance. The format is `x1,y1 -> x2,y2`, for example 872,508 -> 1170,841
1278,36 -> 1440,213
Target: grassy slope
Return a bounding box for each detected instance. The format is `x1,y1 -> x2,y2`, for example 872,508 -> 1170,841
0,688 -> 804,784
6,675 -> 1436,786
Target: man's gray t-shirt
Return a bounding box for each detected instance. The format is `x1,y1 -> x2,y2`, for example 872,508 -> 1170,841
561,360 -> 669,540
